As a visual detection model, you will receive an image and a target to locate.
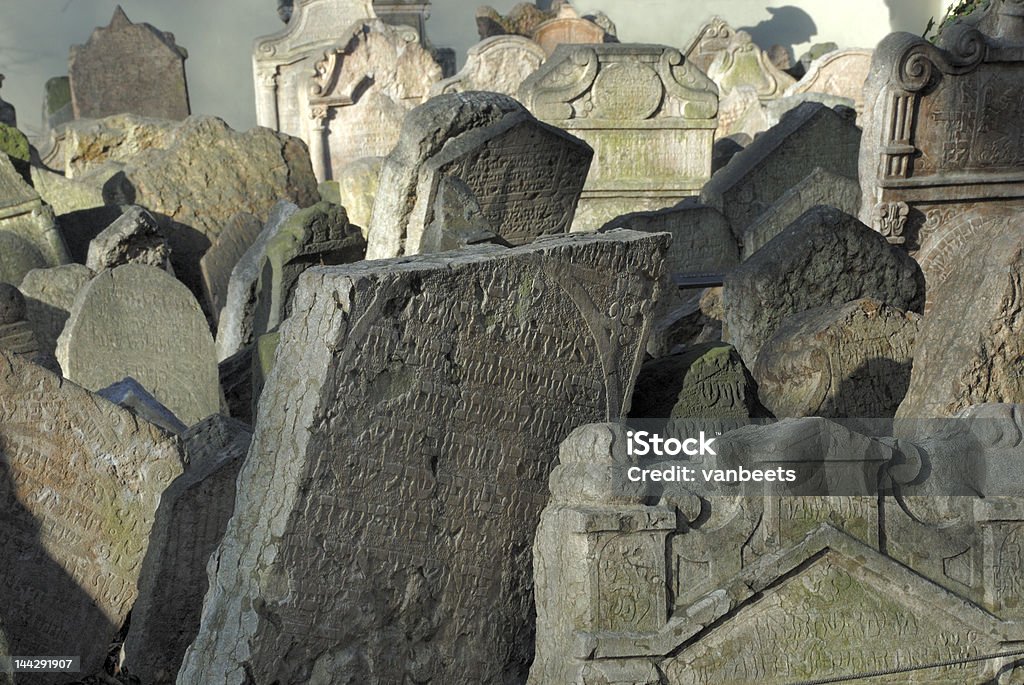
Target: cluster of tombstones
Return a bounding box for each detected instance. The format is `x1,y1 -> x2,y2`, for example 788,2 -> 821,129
0,1 -> 1023,684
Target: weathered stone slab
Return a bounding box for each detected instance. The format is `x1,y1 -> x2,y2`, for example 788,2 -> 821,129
86,205 -> 172,274
529,4 -> 608,56
59,114 -> 176,179
43,76 -> 73,133
723,206 -> 925,368
98,377 -> 189,436
200,212 -> 262,324
367,92 -> 592,259
0,123 -> 31,180
215,202 -> 299,361
520,43 -> 718,231
755,298 -> 920,419
69,7 -> 190,121
706,29 -> 796,101
58,264 -> 219,426
418,175 -> 508,254
0,349 -> 182,681
0,155 -> 70,277
321,156 -> 381,237
0,284 -> 40,363
431,35 -> 546,97
859,6 -> 1024,295
702,102 -> 861,237
785,49 -> 872,114
254,9 -> 441,182
18,264 -> 92,361
740,166 -> 862,260
178,229 -> 668,684
29,166 -> 105,217
218,347 -> 255,426
0,232 -> 46,286
252,201 -> 365,338
683,16 -> 738,74
0,74 -> 14,127
897,218 -> 1024,418
124,416 -> 252,685
476,3 -> 553,39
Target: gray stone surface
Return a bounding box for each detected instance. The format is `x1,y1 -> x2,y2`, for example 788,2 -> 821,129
431,35 -> 546,97
684,16 -> 738,73
86,205 -> 172,274
123,416 -> 252,685
18,264 -> 92,362
178,229 -> 668,684
520,43 -> 718,230
218,347 -> 254,425
0,232 -> 46,286
68,6 -> 190,121
29,166 -> 105,217
723,206 -> 925,368
740,166 -> 862,260
215,201 -> 299,361
897,216 -> 1024,418
367,91 -> 592,259
754,298 -> 920,419
418,175 -> 507,254
200,212 -> 262,324
702,102 -> 861,238
58,264 -> 219,426
58,114 -> 177,179
0,155 -> 69,281
0,284 -> 41,367
529,4 -> 609,57
98,377 -> 189,436
323,156 -> 382,238
705,28 -> 796,101
785,49 -> 872,114
42,75 -> 73,133
0,349 -> 182,682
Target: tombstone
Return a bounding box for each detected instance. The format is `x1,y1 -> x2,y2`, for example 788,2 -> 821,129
0,349 -> 182,680
98,377 -> 189,436
897,218 -> 1024,418
324,156 -> 382,237
42,76 -> 73,133
0,75 -> 14,128
252,201 -> 366,338
684,17 -> 738,73
366,92 -> 593,259
18,264 -> 92,361
706,30 -> 796,101
476,3 -> 554,39
785,49 -> 873,114
701,102 -> 861,237
859,3 -> 1024,296
740,167 -> 862,259
218,347 -> 255,425
123,416 -> 252,685
418,176 -> 508,254
68,7 -> 190,121
253,3 -> 442,182
57,264 -> 220,426
96,115 -> 318,296
0,124 -> 31,181
30,165 -> 105,217
0,284 -> 40,363
754,298 -> 920,419
86,205 -> 172,274
59,113 -> 177,180
215,202 -> 299,361
431,35 -> 547,97
530,4 -> 609,56
0,155 -> 70,276
520,44 -> 719,231
723,206 -> 925,369
177,229 -> 669,684
200,212 -> 262,324
0,232 -> 46,286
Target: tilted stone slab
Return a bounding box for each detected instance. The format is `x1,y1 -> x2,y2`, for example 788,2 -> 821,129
178,229 -> 668,684
785,49 -> 872,114
18,264 -> 92,361
723,206 -> 925,369
705,29 -> 796,101
0,349 -> 182,682
431,35 -> 546,97
200,212 -> 262,325
57,264 -> 219,426
86,205 -> 173,274
0,155 -> 69,280
684,16 -> 739,73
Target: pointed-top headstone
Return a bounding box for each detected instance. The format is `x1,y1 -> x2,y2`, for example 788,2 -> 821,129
110,5 -> 132,28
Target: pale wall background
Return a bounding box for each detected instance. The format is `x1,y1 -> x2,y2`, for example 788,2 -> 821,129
1,0 -> 952,139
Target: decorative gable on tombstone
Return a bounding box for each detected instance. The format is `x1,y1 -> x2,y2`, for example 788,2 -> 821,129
69,6 -> 190,121
859,0 -> 1024,289
684,16 -> 738,74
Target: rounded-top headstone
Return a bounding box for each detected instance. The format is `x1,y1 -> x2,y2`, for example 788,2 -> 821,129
0,283 -> 25,323
57,263 -> 219,425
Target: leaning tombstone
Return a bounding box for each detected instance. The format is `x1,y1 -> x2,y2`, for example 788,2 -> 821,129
529,3 -> 608,56
200,212 -> 262,323
0,349 -> 182,681
18,264 -> 92,361
366,92 -> 593,259
177,229 -> 669,684
98,377 -> 189,436
431,35 -> 546,97
86,205 -> 173,274
0,155 -> 70,279
324,156 -> 382,237
705,29 -> 796,101
57,263 -> 220,426
68,7 -> 190,120
785,49 -> 873,115
520,43 -> 718,231
683,16 -> 737,73
0,284 -> 42,364
42,76 -> 73,133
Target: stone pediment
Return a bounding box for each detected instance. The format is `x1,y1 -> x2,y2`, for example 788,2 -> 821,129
254,0 -> 377,61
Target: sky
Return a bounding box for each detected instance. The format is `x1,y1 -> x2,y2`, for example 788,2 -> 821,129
0,0 -> 950,140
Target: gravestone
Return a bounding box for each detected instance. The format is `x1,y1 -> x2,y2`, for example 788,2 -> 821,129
418,176 -> 507,254
366,92 -> 592,259
86,206 -> 172,274
215,202 -> 299,361
530,4 -> 608,56
68,7 -> 190,121
0,284 -> 40,363
123,416 -> 252,685
325,156 -> 382,237
431,35 -> 546,97
200,212 -> 262,324
754,298 -> 920,419
58,114 -> 176,179
477,3 -> 553,39
0,349 -> 182,681
702,102 -> 861,237
57,264 -> 219,426
42,76 -> 73,133
0,155 -> 70,279
683,16 -> 737,73
0,232 -> 46,286
178,229 -> 668,684
254,7 -> 441,182
859,3 -> 1024,295
30,166 -> 105,217
785,49 -> 872,114
740,167 -> 862,259
98,378 -> 189,436
520,43 -> 718,231
252,201 -> 366,338
897,217 -> 1024,418
0,75 -> 14,127
705,30 -> 796,101
18,264 -> 92,361
0,123 -> 31,180
723,206 -> 925,369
